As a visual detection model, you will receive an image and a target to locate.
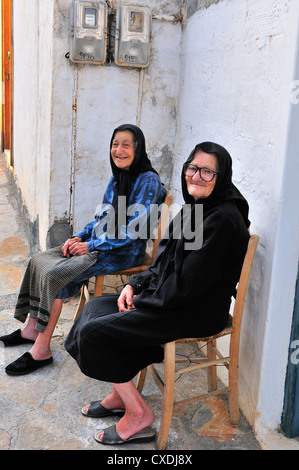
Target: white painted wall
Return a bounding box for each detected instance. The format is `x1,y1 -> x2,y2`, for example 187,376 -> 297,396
13,0 -> 54,246
36,2 -> 54,248
256,24 -> 299,432
12,0 -> 182,249
174,0 -> 299,431
13,0 -> 39,221
50,0 -> 182,245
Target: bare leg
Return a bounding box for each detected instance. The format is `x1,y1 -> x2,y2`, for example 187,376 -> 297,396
22,299 -> 63,361
101,387 -> 125,409
20,317 -> 39,341
96,380 -> 155,442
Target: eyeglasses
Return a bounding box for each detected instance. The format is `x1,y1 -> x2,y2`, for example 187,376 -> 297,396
184,163 -> 218,182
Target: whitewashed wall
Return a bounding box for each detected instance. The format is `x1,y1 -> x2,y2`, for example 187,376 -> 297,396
13,0 -> 40,223
13,0 -> 183,248
50,0 -> 183,245
13,0 -> 54,247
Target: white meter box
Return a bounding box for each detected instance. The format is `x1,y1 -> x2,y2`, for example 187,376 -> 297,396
115,4 -> 151,68
70,0 -> 108,64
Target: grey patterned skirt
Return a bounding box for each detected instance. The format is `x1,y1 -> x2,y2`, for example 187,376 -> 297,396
14,246 -> 98,332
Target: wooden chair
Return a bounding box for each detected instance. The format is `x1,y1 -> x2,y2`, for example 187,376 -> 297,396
136,234 -> 259,450
73,191 -> 173,320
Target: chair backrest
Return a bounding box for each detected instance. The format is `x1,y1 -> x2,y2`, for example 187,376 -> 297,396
232,234 -> 259,332
150,190 -> 173,262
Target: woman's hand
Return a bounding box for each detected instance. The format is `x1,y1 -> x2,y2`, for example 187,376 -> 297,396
68,241 -> 89,256
62,238 -> 89,257
62,237 -> 81,257
117,285 -> 136,312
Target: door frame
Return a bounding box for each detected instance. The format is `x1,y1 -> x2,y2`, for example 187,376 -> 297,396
1,0 -> 13,165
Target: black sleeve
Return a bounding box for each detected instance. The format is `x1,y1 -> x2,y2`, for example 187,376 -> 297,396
126,237 -> 169,294
126,269 -> 152,294
133,210 -> 235,310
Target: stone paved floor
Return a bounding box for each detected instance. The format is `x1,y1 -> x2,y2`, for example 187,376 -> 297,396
0,153 -> 263,452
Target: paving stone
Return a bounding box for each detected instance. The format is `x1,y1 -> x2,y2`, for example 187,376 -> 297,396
0,265 -> 23,295
0,236 -> 29,259
0,429 -> 11,450
14,414 -> 89,450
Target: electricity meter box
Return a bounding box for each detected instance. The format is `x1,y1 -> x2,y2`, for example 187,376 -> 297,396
115,4 -> 151,68
70,0 -> 108,64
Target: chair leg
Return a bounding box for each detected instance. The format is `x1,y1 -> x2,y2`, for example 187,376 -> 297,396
228,335 -> 240,425
207,339 -> 217,392
95,275 -> 104,297
156,341 -> 176,450
73,283 -> 88,321
136,367 -> 147,393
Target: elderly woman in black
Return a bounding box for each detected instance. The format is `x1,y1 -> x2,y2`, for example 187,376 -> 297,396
65,141 -> 250,446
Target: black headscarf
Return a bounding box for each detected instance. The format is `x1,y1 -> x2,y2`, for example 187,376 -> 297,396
156,141 -> 250,290
110,124 -> 159,209
181,141 -> 250,227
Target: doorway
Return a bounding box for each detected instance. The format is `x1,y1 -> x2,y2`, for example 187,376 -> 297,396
1,0 -> 13,165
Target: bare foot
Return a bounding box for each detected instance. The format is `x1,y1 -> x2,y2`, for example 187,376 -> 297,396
101,391 -> 125,410
83,391 -> 125,415
20,328 -> 39,342
96,404 -> 155,442
29,343 -> 52,361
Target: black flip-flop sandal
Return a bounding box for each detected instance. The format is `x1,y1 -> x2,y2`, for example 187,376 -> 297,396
81,401 -> 125,418
94,424 -> 156,445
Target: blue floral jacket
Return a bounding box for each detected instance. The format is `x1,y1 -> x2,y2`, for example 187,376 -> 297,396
73,171 -> 166,271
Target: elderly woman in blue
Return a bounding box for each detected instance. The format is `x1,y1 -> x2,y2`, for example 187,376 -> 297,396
1,124 -> 166,376
59,125 -> 165,296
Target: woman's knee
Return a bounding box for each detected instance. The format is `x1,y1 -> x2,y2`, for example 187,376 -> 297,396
79,323 -> 93,348
79,320 -> 109,350
83,294 -> 119,315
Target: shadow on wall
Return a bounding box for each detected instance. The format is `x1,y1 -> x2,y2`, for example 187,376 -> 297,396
186,0 -> 222,18
46,221 -> 72,249
151,145 -> 173,189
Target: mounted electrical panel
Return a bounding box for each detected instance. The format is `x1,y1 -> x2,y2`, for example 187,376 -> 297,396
115,4 -> 151,68
70,0 -> 108,64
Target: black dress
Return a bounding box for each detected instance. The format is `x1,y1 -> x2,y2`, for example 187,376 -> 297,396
65,199 -> 249,383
